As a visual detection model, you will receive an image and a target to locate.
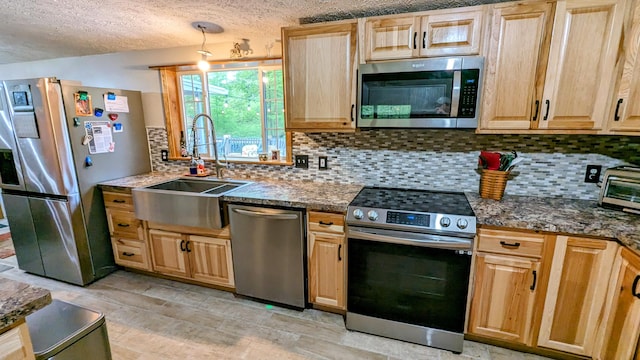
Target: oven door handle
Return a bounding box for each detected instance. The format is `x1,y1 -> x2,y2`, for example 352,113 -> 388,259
348,228 -> 472,250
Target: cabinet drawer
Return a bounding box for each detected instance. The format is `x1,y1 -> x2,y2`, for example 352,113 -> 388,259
103,192 -> 134,210
477,228 -> 545,258
308,211 -> 345,234
107,208 -> 142,238
111,238 -> 150,271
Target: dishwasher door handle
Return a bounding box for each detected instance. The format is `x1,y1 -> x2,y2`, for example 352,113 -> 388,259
232,208 -> 299,220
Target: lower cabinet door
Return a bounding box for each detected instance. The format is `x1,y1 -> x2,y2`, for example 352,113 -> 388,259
111,237 -> 151,271
538,236 -> 617,356
595,246 -> 640,360
0,322 -> 35,360
148,229 -> 189,278
468,252 -> 539,345
308,231 -> 345,309
187,235 -> 234,287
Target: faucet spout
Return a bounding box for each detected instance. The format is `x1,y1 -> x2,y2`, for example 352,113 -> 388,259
190,113 -> 226,178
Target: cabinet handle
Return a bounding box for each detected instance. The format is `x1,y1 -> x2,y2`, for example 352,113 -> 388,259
530,270 -> 537,291
319,220 -> 334,226
632,275 -> 640,299
614,99 -> 623,121
117,223 -> 130,227
413,32 -> 417,49
186,241 -> 192,253
338,244 -> 342,261
543,99 -> 550,120
113,199 -> 126,203
499,241 -> 521,248
351,104 -> 355,122
532,100 -> 540,121
180,240 -> 186,252
422,31 -> 426,49
122,252 -> 135,257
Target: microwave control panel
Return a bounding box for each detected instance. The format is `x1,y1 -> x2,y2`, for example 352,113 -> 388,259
459,69 -> 479,118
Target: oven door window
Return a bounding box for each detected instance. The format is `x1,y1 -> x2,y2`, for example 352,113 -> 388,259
605,178 -> 640,203
360,71 -> 454,119
347,238 -> 471,333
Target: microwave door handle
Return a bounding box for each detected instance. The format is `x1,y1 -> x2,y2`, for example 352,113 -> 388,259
450,71 -> 461,117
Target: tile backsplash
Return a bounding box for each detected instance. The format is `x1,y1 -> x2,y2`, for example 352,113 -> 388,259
147,127 -> 639,200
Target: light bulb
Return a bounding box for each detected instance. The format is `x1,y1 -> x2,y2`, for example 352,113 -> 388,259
198,56 -> 210,71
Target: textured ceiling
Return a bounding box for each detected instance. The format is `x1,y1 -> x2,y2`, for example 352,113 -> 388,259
0,0 -> 514,65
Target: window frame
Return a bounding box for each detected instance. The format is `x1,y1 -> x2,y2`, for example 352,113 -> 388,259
154,57 -> 292,165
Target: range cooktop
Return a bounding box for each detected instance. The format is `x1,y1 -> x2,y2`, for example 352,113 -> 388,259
346,187 -> 477,236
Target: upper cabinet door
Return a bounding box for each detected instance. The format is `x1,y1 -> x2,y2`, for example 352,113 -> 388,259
539,0 -> 627,130
419,7 -> 486,57
364,16 -> 419,60
607,0 -> 640,133
282,21 -> 358,132
479,1 -> 554,130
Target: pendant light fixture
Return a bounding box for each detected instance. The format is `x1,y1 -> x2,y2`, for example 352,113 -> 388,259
192,21 -> 224,72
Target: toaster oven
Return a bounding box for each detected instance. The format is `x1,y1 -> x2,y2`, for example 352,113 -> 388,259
599,166 -> 640,214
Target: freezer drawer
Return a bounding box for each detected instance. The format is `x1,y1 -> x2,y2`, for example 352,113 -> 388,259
229,204 -> 306,309
27,300 -> 111,360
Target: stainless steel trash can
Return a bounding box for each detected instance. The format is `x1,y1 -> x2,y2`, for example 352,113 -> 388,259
26,299 -> 112,360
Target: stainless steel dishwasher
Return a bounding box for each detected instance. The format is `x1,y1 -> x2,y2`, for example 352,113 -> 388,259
228,204 -> 306,309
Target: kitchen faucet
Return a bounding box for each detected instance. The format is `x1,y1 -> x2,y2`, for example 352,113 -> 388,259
191,113 -> 226,178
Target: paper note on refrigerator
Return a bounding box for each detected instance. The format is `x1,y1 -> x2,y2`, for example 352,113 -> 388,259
84,121 -> 114,154
103,94 -> 129,113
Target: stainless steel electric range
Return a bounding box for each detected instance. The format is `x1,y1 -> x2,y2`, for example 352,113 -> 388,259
345,187 -> 477,354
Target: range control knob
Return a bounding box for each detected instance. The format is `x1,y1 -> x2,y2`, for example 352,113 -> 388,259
367,210 -> 379,221
457,218 -> 469,229
353,209 -> 364,220
439,217 -> 451,227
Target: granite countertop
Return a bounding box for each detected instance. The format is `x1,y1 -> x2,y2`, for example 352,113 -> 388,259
100,172 -> 639,251
99,172 -> 363,213
466,193 -> 640,252
0,278 -> 51,333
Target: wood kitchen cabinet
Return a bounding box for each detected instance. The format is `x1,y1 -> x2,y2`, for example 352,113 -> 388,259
361,6 -> 486,61
537,235 -> 618,356
103,191 -> 151,271
468,228 -> 547,345
594,246 -> 640,360
0,322 -> 35,360
605,0 -> 640,133
282,21 -> 358,132
307,211 -> 346,311
479,0 -> 628,132
148,223 -> 234,288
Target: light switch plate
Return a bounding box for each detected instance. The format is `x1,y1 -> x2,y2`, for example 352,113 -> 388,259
295,155 -> 309,169
319,156 -> 328,170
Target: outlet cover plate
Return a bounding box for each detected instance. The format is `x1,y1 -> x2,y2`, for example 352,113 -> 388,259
584,164 -> 602,183
295,155 -> 309,169
319,156 -> 328,170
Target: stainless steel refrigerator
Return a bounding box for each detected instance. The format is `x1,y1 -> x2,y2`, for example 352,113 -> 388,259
0,78 -> 151,285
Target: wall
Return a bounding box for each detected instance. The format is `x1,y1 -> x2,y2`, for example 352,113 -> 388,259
148,127 -> 640,201
0,40 -> 280,128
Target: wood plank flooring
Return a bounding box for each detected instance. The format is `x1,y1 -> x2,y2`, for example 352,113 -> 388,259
0,255 -> 552,360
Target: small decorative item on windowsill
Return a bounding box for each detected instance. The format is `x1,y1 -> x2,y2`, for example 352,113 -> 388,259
478,150 -> 521,200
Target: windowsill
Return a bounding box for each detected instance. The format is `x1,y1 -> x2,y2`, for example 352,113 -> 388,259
168,156 -> 293,166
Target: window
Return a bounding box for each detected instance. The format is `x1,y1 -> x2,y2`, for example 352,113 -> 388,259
156,58 -> 290,164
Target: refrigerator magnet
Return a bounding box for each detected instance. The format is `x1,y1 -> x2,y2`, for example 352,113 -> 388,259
107,92 -> 116,100
108,113 -> 118,121
113,123 -> 123,133
85,156 -> 93,167
94,108 -> 104,117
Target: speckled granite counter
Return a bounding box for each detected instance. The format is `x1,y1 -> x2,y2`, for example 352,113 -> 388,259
98,172 -> 363,213
0,278 -> 51,333
466,193 -> 640,252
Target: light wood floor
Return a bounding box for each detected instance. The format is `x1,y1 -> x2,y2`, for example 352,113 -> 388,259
0,255 -> 552,360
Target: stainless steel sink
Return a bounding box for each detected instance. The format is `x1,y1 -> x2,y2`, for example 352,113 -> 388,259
132,178 -> 250,229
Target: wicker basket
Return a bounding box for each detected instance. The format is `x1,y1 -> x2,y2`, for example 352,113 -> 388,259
479,169 -> 510,200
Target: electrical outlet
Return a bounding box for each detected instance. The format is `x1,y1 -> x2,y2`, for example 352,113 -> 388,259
295,155 -> 309,169
319,156 -> 328,170
161,149 -> 169,161
584,164 -> 602,183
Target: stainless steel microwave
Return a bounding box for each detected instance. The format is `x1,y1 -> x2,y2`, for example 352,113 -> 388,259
599,166 -> 640,214
357,56 -> 484,129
